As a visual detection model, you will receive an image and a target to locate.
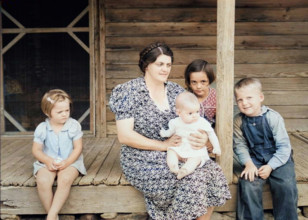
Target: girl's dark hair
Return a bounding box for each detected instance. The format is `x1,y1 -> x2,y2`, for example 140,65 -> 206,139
184,59 -> 215,92
139,42 -> 174,74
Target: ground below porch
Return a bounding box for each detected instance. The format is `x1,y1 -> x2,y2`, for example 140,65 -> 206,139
1,132 -> 308,218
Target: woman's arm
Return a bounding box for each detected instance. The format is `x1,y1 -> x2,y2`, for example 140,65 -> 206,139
116,118 -> 180,151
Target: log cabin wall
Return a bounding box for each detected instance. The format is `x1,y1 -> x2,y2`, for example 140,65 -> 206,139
103,0 -> 308,136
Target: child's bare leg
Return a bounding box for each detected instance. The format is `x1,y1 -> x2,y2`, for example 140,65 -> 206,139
47,167 -> 79,220
177,157 -> 201,179
167,150 -> 180,174
36,168 -> 57,212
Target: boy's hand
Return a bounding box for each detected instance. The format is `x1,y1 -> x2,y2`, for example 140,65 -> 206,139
241,160 -> 258,181
258,165 -> 272,179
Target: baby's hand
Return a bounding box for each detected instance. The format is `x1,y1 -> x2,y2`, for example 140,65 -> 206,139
212,148 -> 221,156
160,129 -> 169,137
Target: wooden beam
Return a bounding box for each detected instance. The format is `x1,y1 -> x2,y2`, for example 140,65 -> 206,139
1,183 -> 308,215
68,6 -> 89,28
89,0 -> 97,135
0,9 -> 4,134
1,9 -> 24,28
98,0 -> 107,137
2,27 -> 89,34
216,0 -> 235,184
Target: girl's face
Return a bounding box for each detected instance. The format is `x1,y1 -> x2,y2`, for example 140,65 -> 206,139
189,71 -> 210,99
145,54 -> 172,83
49,99 -> 70,126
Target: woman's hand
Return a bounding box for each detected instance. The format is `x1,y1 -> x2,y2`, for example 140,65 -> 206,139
205,140 -> 213,153
189,129 -> 209,150
163,135 -> 182,150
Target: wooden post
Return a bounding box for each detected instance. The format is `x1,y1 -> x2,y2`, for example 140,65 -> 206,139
98,0 -> 107,137
0,7 -> 4,134
216,0 -> 235,184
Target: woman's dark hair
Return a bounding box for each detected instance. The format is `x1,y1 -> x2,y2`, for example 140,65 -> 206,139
184,59 -> 215,92
139,42 -> 174,74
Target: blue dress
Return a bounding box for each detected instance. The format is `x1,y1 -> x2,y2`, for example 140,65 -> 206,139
109,77 -> 231,220
33,117 -> 87,175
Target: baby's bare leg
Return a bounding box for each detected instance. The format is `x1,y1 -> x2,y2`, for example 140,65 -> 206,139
177,157 -> 202,179
167,150 -> 180,174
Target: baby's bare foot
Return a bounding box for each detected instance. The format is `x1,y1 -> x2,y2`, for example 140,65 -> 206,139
177,168 -> 189,179
169,165 -> 179,174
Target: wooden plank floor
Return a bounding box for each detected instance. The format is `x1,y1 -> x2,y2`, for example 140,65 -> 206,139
1,132 -> 308,215
0,137 -> 130,187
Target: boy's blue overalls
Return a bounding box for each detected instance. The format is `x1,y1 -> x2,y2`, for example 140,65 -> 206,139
236,113 -> 298,220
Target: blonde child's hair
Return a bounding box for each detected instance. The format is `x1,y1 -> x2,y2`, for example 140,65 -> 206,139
234,77 -> 263,96
176,92 -> 199,110
41,89 -> 72,117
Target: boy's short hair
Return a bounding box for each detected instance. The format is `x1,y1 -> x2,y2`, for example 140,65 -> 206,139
41,89 -> 72,116
176,92 -> 199,109
234,77 -> 263,95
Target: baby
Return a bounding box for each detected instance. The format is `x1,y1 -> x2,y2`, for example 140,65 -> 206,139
160,92 -> 221,179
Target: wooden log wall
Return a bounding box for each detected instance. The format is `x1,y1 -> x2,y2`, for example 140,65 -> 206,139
104,0 -> 308,135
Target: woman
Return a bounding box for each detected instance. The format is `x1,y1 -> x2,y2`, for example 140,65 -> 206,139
109,42 -> 231,220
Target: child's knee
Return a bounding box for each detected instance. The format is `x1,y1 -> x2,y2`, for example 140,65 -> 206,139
36,175 -> 54,187
57,175 -> 75,187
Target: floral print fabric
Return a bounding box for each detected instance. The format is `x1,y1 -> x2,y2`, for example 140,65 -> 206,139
109,77 -> 231,220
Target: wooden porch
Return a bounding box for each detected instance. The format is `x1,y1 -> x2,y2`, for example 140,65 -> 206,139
1,133 -> 308,216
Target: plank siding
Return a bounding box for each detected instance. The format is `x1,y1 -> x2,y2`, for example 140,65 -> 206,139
104,0 -> 308,8
106,8 -> 308,22
104,0 -> 308,132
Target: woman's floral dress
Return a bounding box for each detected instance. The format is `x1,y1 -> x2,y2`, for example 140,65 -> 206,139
109,77 -> 231,220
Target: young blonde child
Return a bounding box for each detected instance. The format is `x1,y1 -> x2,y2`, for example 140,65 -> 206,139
160,92 -> 221,179
32,89 -> 86,220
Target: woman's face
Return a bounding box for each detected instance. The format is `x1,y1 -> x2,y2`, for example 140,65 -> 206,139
145,54 -> 172,83
189,71 -> 210,99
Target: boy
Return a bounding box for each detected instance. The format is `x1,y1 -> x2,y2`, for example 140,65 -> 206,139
233,78 -> 298,220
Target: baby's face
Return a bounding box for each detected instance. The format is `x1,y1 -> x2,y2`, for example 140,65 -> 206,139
178,103 -> 200,124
